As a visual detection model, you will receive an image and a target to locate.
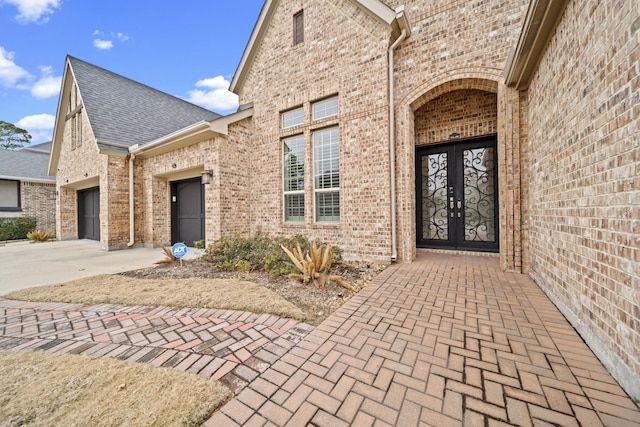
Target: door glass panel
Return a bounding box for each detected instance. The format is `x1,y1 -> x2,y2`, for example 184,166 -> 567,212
463,147 -> 496,242
422,153 -> 448,240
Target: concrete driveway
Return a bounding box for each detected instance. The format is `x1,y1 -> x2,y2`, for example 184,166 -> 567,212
0,240 -> 185,294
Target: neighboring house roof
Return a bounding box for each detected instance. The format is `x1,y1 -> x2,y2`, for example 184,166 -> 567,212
230,0 -> 405,93
0,143 -> 55,183
23,142 -> 52,155
68,56 -> 221,152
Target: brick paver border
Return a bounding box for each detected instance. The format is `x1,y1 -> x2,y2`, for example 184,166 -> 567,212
0,299 -> 313,390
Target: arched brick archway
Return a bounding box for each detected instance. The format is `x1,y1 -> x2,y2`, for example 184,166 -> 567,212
394,72 -> 525,272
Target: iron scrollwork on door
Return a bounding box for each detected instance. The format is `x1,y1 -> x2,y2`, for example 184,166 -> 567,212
422,152 -> 448,240
462,147 -> 496,242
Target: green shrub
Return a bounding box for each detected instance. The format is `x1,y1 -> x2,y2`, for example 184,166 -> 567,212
203,232 -> 341,277
0,217 -> 37,241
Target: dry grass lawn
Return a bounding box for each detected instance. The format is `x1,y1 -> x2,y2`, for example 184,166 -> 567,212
0,349 -> 232,427
4,274 -> 308,321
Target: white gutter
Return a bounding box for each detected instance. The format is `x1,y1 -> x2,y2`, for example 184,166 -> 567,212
388,7 -> 410,262
127,153 -> 135,247
129,121 -> 211,155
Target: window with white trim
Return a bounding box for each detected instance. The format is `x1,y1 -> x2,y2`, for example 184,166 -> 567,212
0,179 -> 20,211
313,127 -> 339,222
312,96 -> 338,120
282,107 -> 303,128
283,135 -> 305,222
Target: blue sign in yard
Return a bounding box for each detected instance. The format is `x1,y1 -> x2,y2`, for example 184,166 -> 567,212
171,243 -> 188,258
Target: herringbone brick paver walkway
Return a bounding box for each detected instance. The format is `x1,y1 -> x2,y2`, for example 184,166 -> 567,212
0,300 -> 313,390
207,253 -> 640,426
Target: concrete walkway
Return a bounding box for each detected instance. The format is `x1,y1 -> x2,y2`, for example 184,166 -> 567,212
208,253 -> 639,426
0,252 -> 639,426
0,240 -> 173,294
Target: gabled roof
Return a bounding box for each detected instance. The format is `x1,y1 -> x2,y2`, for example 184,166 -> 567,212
0,143 -> 55,183
49,56 -> 221,174
68,56 -> 220,152
230,0 -> 408,93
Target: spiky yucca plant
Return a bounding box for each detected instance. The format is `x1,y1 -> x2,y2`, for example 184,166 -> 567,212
281,242 -> 356,292
26,229 -> 51,242
154,246 -> 178,264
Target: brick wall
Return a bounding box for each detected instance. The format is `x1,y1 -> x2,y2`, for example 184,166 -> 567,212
20,181 -> 56,235
391,0 -> 528,264
57,94 -> 105,242
525,0 -> 639,398
56,83 -> 127,249
415,89 -> 497,146
235,0 -> 394,260
137,139 -> 215,246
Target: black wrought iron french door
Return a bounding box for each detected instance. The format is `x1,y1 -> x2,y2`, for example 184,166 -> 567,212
416,136 -> 499,252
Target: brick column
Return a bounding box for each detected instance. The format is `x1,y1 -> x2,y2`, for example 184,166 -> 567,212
497,83 -> 523,272
395,103 -> 416,263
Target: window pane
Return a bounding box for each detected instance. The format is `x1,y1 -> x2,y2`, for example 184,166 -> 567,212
313,127 -> 339,222
0,179 -> 19,209
283,135 -> 304,191
315,191 -> 340,222
282,107 -> 303,128
283,135 -> 305,222
312,97 -> 338,120
285,194 -> 304,222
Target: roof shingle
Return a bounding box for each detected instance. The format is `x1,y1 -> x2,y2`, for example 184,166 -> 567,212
68,56 -> 221,153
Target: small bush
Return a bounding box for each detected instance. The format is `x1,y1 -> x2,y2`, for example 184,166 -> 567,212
203,232 -> 341,277
27,229 -> 52,242
0,217 -> 37,241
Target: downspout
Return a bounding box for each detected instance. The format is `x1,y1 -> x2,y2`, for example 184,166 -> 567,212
127,153 -> 135,247
388,28 -> 407,262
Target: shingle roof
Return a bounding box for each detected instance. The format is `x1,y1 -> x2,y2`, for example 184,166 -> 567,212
0,143 -> 54,182
68,56 -> 221,153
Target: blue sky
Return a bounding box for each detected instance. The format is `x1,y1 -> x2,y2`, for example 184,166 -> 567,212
0,0 -> 264,144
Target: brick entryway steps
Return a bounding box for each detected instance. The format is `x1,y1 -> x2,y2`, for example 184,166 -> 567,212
0,300 -> 313,390
207,254 -> 640,427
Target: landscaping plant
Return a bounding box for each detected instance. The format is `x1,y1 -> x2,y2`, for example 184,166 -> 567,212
0,217 -> 37,241
281,241 -> 356,292
154,246 -> 177,264
204,232 -> 313,277
26,229 -> 52,242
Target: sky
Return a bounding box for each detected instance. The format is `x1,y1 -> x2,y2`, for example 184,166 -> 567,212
0,0 -> 264,144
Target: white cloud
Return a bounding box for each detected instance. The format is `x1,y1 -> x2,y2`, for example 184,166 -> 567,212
16,113 -> 54,129
31,74 -> 61,98
93,39 -> 114,50
0,46 -> 31,87
186,76 -> 239,112
5,0 -> 61,24
24,65 -> 61,98
0,47 -> 60,98
16,113 -> 55,142
92,30 -> 129,50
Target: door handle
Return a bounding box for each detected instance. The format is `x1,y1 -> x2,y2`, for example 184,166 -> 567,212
449,197 -> 454,210
457,200 -> 462,209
